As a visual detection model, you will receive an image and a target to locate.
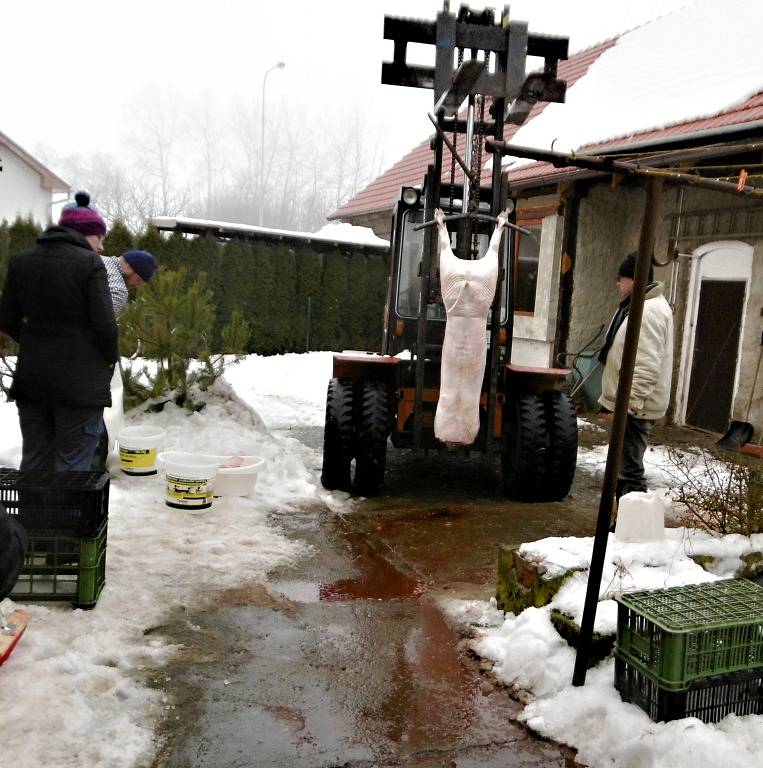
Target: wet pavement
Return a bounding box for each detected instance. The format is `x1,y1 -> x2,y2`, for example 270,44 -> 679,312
149,423 -> 612,768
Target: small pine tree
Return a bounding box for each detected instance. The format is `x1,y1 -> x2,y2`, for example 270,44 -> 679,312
269,244 -> 298,352
161,230 -> 188,272
103,219 -> 134,257
119,267 -> 249,409
0,221 -> 10,288
295,246 -> 323,351
343,252 -> 369,350
136,225 -> 167,263
249,241 -> 277,354
313,247 -> 347,351
187,234 -> 221,281
8,216 -> 40,255
362,253 -> 387,351
215,239 -> 255,349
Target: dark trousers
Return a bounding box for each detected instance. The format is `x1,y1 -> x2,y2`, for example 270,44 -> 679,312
617,414 -> 654,500
17,402 -> 104,472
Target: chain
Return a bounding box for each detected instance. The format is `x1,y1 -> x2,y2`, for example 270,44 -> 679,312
470,52 -> 489,257
449,46 -> 465,214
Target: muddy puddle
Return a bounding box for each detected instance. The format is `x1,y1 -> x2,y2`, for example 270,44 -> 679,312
155,489 -> 581,767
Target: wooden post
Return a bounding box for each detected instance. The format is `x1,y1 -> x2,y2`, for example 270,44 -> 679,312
571,178 -> 663,684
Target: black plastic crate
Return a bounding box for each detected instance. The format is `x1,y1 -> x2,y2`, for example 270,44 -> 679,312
0,469 -> 110,536
615,651 -> 763,723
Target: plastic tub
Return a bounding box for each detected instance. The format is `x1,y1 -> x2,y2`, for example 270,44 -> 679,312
213,456 -> 265,497
157,452 -> 222,511
117,425 -> 167,475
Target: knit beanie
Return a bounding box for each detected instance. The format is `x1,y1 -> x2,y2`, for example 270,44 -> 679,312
618,251 -> 654,283
58,191 -> 107,237
122,250 -> 158,283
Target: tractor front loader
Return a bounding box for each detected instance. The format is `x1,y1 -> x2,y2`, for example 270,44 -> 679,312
321,3 -> 578,501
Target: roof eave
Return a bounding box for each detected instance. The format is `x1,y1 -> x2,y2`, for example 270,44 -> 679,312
508,119 -> 763,192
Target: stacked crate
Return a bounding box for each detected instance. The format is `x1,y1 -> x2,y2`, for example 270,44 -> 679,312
615,579 -> 763,722
0,469 -> 110,609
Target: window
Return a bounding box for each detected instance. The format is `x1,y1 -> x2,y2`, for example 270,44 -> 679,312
514,223 -> 541,314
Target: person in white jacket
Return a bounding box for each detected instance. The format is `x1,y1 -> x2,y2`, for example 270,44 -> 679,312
598,252 -> 674,501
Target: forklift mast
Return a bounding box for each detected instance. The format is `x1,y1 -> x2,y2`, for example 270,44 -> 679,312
381,2 -> 568,451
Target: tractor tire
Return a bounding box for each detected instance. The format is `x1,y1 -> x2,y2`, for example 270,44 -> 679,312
320,378 -> 355,491
541,389 -> 578,501
353,381 -> 389,497
502,393 -> 547,501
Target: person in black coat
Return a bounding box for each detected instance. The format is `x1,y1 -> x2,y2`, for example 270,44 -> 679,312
0,193 -> 119,471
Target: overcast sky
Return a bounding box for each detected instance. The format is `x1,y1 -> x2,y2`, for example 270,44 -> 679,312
2,0 -> 694,178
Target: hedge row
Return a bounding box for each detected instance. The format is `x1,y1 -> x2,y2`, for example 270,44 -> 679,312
0,218 -> 389,354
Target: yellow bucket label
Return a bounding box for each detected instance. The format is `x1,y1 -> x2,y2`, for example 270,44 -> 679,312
166,474 -> 214,506
120,447 -> 157,468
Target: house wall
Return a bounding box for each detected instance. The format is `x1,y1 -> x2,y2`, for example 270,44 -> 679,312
566,180 -> 762,433
664,186 -> 763,436
512,209 -> 564,366
568,184 -> 672,356
0,148 -> 52,226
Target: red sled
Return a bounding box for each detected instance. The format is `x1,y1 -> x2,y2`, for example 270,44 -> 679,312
0,609 -> 31,666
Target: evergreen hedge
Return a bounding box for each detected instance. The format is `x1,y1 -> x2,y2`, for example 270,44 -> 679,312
0,215 -> 389,355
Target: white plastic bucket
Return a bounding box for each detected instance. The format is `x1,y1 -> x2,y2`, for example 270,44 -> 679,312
213,456 -> 265,497
158,452 -> 222,511
117,425 -> 166,475
615,490 -> 667,543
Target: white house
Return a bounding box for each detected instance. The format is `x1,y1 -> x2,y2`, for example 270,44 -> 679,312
0,130 -> 69,226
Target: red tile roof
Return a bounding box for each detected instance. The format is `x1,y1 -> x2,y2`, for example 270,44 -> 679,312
333,34 -> 763,217
507,90 -> 763,188
331,38 -> 617,219
0,130 -> 70,192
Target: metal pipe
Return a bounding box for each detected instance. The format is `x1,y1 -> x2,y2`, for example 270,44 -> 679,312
413,212 -> 530,234
572,178 -> 664,685
427,113 -> 476,183
487,139 -> 763,199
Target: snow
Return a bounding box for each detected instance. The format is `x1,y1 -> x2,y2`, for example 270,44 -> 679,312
0,352 -> 346,768
446,524 -> 763,767
507,0 -> 763,162
312,221 -> 390,247
150,216 -> 389,250
2,351 -> 762,767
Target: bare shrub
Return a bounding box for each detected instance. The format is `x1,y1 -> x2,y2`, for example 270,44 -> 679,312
665,446 -> 762,536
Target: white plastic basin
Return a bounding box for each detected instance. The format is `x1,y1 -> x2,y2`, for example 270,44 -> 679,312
213,456 -> 265,497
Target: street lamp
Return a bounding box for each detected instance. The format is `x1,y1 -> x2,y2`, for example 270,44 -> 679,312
258,60 -> 285,227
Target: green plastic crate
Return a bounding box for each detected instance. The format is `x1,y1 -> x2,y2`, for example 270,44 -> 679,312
615,579 -> 763,690
11,521 -> 107,609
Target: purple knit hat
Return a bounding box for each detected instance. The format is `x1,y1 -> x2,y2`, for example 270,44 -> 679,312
59,191 -> 107,237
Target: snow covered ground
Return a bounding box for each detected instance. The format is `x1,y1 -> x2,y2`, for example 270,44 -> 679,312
445,528 -> 763,767
0,353 -> 338,767
1,352 -> 761,767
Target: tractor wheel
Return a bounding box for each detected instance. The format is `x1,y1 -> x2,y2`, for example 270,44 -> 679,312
541,390 -> 578,501
502,393 -> 547,501
353,381 -> 389,496
320,378 -> 355,491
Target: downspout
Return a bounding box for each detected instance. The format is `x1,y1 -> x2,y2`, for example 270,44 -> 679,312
555,185 -> 580,362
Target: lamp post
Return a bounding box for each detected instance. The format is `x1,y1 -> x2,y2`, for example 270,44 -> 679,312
258,61 -> 285,227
